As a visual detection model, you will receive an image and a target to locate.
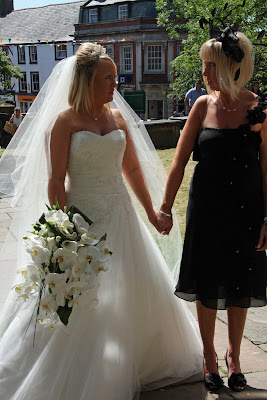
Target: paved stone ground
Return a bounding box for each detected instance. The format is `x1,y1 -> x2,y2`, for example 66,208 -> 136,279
0,197 -> 266,400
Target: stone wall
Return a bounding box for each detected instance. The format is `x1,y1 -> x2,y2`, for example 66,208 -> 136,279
144,118 -> 187,149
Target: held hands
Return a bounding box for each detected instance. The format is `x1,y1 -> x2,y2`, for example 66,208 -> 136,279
157,210 -> 173,235
147,209 -> 163,233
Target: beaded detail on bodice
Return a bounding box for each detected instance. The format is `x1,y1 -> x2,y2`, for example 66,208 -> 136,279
65,129 -> 131,223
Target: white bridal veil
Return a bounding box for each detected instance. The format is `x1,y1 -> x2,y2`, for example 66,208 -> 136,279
0,55 -> 182,289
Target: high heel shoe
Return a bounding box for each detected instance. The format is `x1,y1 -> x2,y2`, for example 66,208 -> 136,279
225,349 -> 247,392
203,353 -> 223,391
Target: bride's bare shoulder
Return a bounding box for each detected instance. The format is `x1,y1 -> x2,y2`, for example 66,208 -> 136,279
53,108 -> 79,133
110,108 -> 127,132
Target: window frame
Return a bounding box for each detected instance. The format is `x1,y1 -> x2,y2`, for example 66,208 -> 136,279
177,43 -> 184,57
118,4 -> 128,19
17,45 -> 26,64
145,44 -> 165,73
55,44 -> 67,60
19,72 -> 27,92
105,45 -> 114,60
88,8 -> 98,23
120,44 -> 133,74
30,72 -> 40,93
29,45 -> 38,64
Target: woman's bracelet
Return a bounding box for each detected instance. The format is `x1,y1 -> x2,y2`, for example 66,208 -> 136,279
159,210 -> 172,218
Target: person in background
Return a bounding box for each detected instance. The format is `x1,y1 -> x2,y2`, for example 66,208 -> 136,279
184,79 -> 207,115
10,107 -> 23,131
251,81 -> 265,101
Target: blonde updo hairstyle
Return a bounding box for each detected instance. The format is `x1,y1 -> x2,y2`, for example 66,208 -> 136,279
68,43 -> 116,113
200,32 -> 254,101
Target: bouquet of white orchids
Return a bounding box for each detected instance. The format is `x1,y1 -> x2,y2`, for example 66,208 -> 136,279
14,202 -> 112,329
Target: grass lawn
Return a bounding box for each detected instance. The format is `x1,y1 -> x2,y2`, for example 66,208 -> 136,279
157,148 -> 196,240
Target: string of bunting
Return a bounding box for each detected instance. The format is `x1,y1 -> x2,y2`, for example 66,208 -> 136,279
0,37 -> 134,47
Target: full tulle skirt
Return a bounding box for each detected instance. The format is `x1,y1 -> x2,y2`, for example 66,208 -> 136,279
0,191 -> 202,400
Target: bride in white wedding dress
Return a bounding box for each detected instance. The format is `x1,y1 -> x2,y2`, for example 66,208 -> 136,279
0,43 -> 202,399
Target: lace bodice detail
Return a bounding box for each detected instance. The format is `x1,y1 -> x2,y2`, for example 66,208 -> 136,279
65,129 -> 131,223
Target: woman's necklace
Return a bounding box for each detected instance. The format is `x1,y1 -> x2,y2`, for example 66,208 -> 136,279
220,96 -> 243,112
88,107 -> 105,121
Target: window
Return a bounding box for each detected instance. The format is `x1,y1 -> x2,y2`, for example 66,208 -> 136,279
147,45 -> 162,72
18,46 -> 25,64
55,44 -> 67,60
105,45 -> 114,60
118,4 -> 128,19
30,72 -> 39,92
29,45 -> 37,63
177,43 -> 184,56
19,72 -> 27,92
89,8 -> 98,23
120,45 -> 133,73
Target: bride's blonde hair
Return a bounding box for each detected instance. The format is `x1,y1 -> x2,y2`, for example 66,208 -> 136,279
200,32 -> 254,101
68,43 -> 116,113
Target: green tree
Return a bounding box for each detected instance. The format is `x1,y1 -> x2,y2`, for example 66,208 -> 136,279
156,0 -> 267,98
0,49 -> 23,95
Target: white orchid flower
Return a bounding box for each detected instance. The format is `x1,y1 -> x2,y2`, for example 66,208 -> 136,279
90,259 -> 110,275
24,234 -> 43,253
12,281 -> 39,300
61,240 -> 78,252
72,213 -> 90,235
40,295 -> 58,314
18,262 -> 44,283
45,273 -> 68,294
71,261 -> 86,279
31,245 -> 51,267
38,316 -> 58,330
79,232 -> 99,246
53,248 -> 78,271
66,280 -> 89,298
77,246 -> 100,264
87,223 -> 107,242
96,241 -> 112,262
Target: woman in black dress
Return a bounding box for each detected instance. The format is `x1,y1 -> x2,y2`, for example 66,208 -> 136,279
158,28 -> 267,392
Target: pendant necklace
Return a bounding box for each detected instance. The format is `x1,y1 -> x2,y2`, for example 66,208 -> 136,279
220,96 -> 243,112
88,108 -> 105,121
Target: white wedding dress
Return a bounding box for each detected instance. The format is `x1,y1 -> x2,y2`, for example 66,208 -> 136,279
0,129 -> 203,400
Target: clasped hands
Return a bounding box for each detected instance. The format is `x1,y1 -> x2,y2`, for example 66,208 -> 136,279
147,209 -> 173,235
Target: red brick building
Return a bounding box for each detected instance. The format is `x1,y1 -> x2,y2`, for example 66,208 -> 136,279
74,0 -> 186,119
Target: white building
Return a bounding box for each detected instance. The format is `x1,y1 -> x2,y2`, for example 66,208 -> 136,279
0,1 -> 83,112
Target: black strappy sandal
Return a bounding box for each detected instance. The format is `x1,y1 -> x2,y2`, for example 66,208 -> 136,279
204,353 -> 224,391
225,349 -> 247,392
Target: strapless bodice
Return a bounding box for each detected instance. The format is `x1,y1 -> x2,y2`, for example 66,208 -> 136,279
65,129 -> 131,223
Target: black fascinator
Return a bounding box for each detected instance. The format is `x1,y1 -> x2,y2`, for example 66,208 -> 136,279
199,6 -> 245,80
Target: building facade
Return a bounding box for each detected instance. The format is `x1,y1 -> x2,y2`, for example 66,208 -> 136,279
0,1 -> 186,119
0,1 -> 83,112
74,0 -> 186,119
